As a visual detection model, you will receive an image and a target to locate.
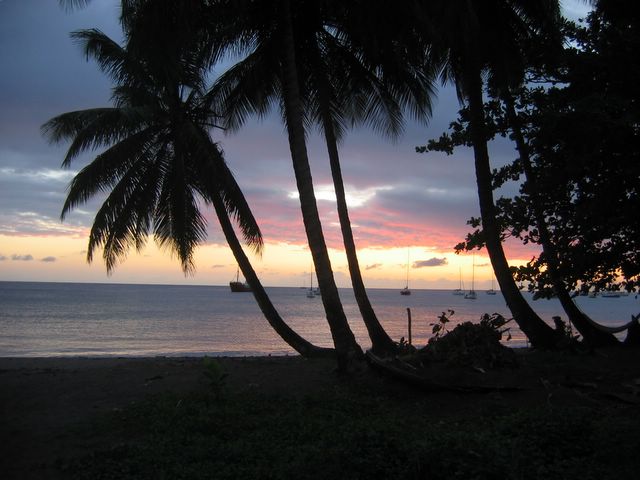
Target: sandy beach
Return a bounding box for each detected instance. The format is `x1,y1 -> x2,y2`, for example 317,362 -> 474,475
2,350 -> 640,479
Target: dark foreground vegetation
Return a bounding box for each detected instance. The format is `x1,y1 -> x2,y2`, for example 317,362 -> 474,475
65,384 -> 638,480
2,350 -> 639,480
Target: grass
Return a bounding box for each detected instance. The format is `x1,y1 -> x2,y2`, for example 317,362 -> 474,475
61,381 -> 639,480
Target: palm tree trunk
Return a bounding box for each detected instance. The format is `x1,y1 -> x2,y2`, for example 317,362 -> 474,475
212,194 -> 335,358
502,94 -> 618,347
279,0 -> 362,369
466,71 -> 557,348
319,101 -> 397,356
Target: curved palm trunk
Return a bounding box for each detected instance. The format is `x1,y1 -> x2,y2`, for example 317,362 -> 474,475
212,194 -> 335,358
466,71 -> 557,348
502,94 -> 618,347
319,103 -> 398,355
280,0 -> 362,369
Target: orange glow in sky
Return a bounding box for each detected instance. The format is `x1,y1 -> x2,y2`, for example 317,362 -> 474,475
0,232 -> 534,290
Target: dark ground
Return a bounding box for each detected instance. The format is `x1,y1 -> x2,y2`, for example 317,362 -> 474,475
1,348 -> 639,479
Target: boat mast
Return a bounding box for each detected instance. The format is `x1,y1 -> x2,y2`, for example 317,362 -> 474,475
471,253 -> 475,291
405,248 -> 410,289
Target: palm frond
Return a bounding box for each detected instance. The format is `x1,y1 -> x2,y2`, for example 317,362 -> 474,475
58,0 -> 92,12
46,107 -> 154,167
153,149 -> 208,275
208,43 -> 281,132
86,149 -> 161,273
71,29 -> 129,82
176,121 -> 263,254
61,127 -> 159,220
42,108 -> 118,145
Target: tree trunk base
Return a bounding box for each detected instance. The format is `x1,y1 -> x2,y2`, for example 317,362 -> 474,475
624,314 -> 640,347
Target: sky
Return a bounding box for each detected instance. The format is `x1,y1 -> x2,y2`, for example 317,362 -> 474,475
0,0 -> 591,289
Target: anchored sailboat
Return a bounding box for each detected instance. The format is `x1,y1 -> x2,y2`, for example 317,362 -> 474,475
464,254 -> 477,300
400,248 -> 411,295
453,267 -> 465,295
229,267 -> 251,292
486,276 -> 497,295
306,263 -> 316,298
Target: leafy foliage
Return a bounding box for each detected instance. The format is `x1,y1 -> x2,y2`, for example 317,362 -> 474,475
61,388 -> 638,480
202,357 -> 228,399
417,4 -> 640,296
43,1 -> 263,275
420,312 -> 517,369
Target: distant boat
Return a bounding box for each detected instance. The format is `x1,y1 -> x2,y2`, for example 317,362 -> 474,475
229,267 -> 251,292
600,291 -> 621,298
464,254 -> 477,300
400,248 -> 411,295
306,264 -> 316,298
486,276 -> 497,295
464,290 -> 477,300
453,268 -> 465,295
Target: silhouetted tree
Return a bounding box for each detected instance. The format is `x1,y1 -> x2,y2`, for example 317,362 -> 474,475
208,0 -> 363,368
44,3 -> 333,357
417,0 -> 561,348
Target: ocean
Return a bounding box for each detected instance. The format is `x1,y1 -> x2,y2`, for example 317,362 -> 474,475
0,281 -> 637,357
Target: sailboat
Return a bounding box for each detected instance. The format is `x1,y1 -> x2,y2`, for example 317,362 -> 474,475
453,267 -> 465,295
464,255 -> 477,299
306,264 -> 316,298
229,267 -> 251,292
400,248 -> 411,295
486,276 -> 497,295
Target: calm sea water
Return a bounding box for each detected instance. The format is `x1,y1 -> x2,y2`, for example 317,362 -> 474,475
0,281 -> 637,357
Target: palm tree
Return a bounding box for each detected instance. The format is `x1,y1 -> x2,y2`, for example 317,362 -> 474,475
43,7 -> 333,358
210,0 -> 438,357
424,0 -> 560,348
299,1 -> 439,355
208,0 -> 364,367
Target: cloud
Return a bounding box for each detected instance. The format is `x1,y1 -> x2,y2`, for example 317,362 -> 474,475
413,257 -> 447,268
0,255 -> 6,261
365,263 -> 383,270
40,256 -> 56,262
211,264 -> 227,269
11,254 -> 33,261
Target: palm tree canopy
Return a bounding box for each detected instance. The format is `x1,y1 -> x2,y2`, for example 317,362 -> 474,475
208,0 -> 437,143
425,0 -> 561,99
42,6 -> 262,274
